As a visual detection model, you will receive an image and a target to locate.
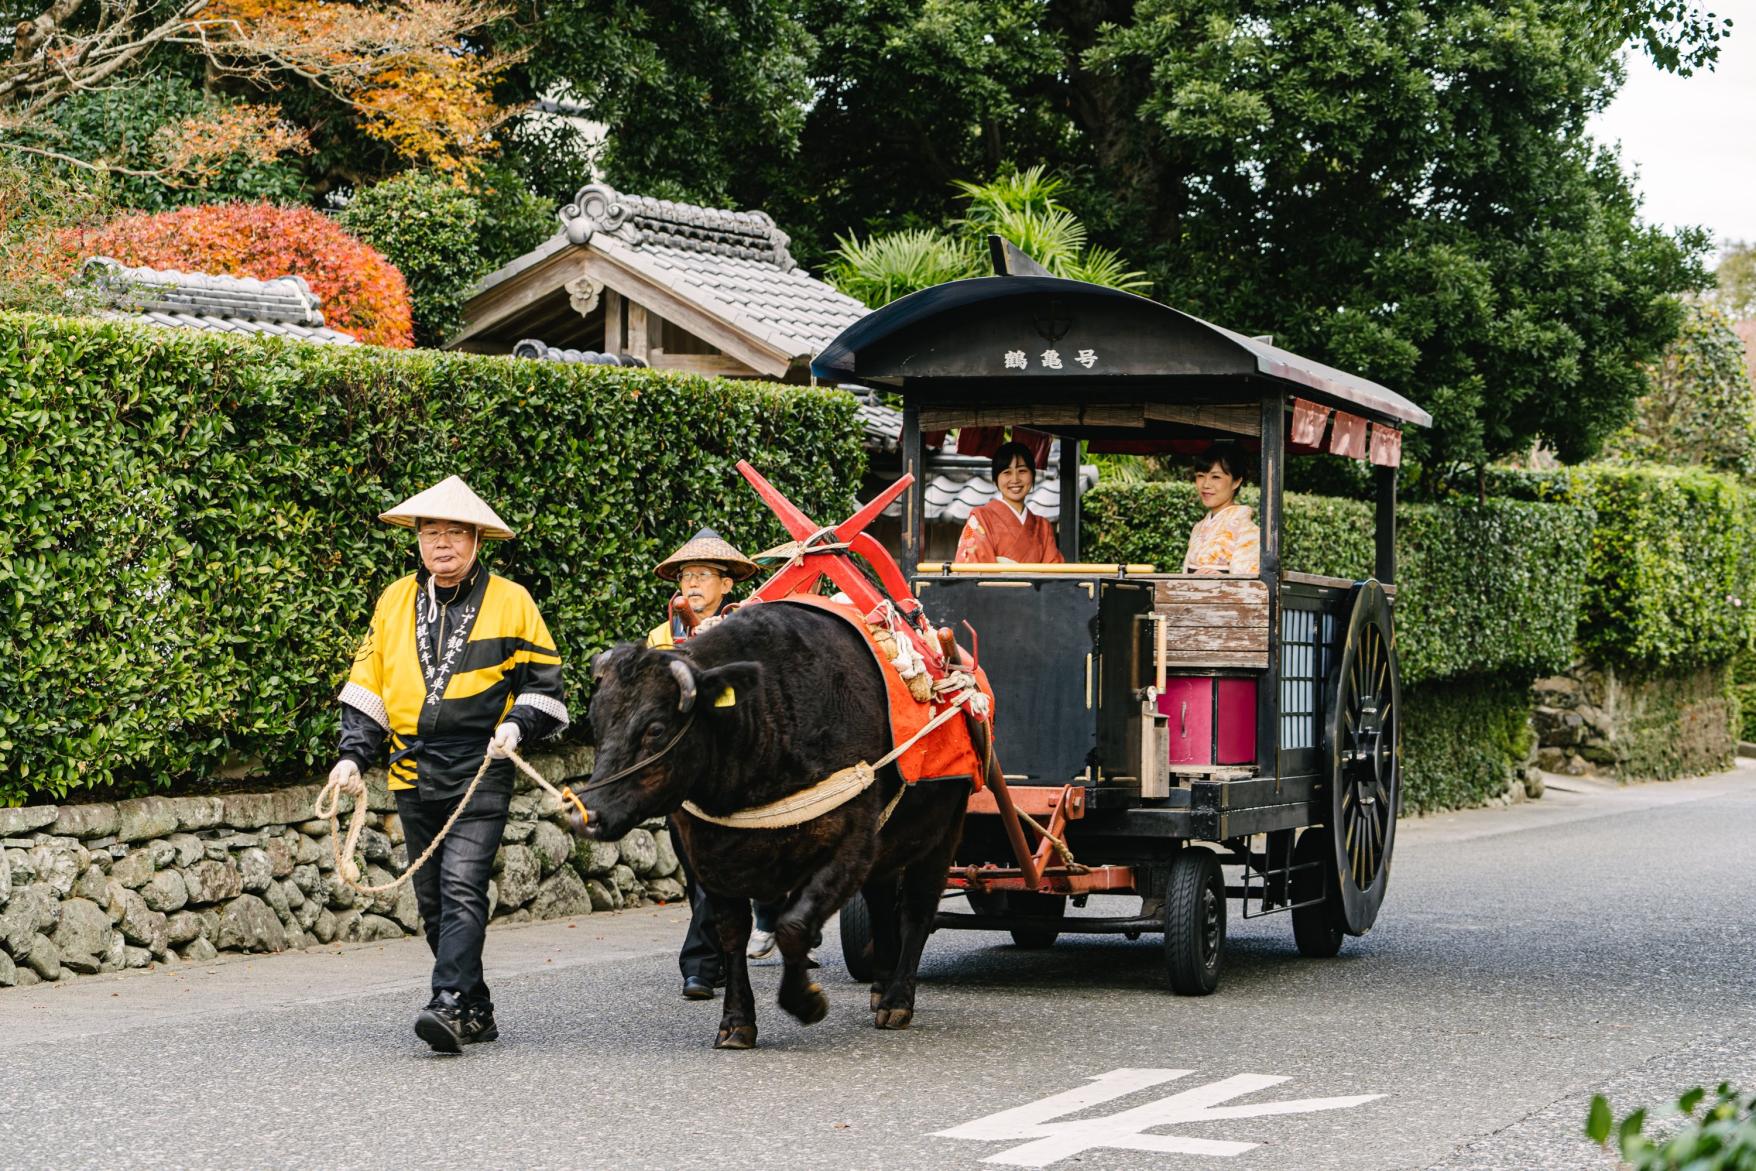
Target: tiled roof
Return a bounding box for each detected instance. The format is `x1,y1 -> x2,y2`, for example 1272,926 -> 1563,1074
511,339 -> 647,366
81,257 -> 356,345
848,385 -> 904,453
489,183 -> 870,362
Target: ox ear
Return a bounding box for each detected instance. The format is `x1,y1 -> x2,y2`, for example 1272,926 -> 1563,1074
696,660 -> 765,718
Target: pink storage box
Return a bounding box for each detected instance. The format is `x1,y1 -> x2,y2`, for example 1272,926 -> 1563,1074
1158,677 -> 1257,766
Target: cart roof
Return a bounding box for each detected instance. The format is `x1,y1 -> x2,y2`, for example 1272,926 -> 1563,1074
814,276 -> 1431,430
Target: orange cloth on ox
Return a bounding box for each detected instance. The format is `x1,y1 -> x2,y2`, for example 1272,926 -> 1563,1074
770,597 -> 993,787
954,500 -> 1064,565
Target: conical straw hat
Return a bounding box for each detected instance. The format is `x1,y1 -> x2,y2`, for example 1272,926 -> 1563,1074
655,528 -> 758,581
380,476 -> 515,540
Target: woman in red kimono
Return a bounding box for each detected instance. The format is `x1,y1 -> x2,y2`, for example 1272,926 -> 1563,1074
955,441 -> 1067,564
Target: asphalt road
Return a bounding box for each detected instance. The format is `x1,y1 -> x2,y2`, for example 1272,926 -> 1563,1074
4,766 -> 1753,1171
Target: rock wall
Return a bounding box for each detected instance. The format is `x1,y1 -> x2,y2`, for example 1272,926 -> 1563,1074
0,748 -> 684,988
1531,660 -> 1737,781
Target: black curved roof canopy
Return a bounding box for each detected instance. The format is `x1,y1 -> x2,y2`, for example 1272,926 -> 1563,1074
813,275 -> 1431,431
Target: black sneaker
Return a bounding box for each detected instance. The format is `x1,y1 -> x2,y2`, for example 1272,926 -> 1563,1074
460,1000 -> 498,1045
415,990 -> 466,1054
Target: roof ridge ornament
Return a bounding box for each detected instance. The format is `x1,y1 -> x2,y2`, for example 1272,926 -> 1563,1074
558,183 -> 635,245
555,181 -> 796,270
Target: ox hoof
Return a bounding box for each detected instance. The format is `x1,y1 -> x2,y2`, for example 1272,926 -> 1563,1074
873,1007 -> 913,1031
781,983 -> 828,1026
714,1025 -> 758,1050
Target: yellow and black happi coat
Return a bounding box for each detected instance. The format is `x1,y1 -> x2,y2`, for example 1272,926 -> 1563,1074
337,567 -> 568,799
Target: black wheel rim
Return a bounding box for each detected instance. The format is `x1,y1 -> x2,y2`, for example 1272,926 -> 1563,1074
1338,614 -> 1394,891
1327,580 -> 1400,934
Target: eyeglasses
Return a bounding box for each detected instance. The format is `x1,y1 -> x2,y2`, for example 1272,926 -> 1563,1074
418,526 -> 474,545
677,568 -> 724,584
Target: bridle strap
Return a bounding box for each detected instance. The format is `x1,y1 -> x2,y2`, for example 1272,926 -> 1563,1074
571,709 -> 699,796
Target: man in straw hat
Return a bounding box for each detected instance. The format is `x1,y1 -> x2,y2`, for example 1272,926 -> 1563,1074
645,527 -> 759,650
643,528 -> 783,997
327,475 -> 568,1053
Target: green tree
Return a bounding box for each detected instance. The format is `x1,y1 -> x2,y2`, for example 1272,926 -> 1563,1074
340,172 -> 485,346
1711,241 -> 1756,321
543,1 -> 1719,476
1604,302 -> 1756,476
12,74 -> 308,210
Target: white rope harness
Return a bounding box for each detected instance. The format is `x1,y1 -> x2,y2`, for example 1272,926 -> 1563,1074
679,669 -> 988,831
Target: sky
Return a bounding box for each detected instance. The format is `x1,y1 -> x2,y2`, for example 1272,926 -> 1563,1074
1590,0 -> 1756,260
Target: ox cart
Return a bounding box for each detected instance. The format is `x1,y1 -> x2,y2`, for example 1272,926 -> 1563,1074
816,246 -> 1432,995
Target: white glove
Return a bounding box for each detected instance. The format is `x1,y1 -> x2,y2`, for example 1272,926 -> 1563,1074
489,721 -> 521,759
327,758 -> 364,797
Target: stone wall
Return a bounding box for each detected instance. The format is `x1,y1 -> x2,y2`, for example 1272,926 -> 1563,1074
0,748 -> 684,988
1531,660 -> 1737,781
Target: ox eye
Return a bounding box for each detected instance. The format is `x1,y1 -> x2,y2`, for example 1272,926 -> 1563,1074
643,720 -> 668,742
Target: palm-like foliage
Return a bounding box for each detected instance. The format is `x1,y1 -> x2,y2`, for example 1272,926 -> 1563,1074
827,228 -> 981,309
831,165 -> 1151,307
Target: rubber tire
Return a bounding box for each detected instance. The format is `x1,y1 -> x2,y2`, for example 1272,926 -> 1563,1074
1006,892 -> 1067,949
1163,848 -> 1226,996
1290,827 -> 1345,959
839,891 -> 874,983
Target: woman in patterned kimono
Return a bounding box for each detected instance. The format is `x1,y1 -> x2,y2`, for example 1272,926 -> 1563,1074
326,475 -> 568,1053
954,441 -> 1066,565
1183,442 -> 1261,576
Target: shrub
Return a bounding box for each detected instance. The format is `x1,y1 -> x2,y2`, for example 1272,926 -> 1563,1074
1603,302 -> 1756,477
0,312 -> 863,805
1589,1084 -> 1756,1170
1576,466 -> 1756,671
1081,480 -> 1591,686
71,202 -> 413,347
1489,464 -> 1756,672
340,171 -> 484,346
1402,676 -> 1535,813
470,163 -> 559,271
0,160 -> 113,315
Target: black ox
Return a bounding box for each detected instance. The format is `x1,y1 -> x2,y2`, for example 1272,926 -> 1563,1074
573,601 -> 983,1049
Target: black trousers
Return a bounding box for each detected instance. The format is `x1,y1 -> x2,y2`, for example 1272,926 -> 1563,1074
395,786 -> 511,1006
675,840 -> 723,983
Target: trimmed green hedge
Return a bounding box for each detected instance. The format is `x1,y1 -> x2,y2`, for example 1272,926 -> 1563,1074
1485,465 -> 1756,672
0,312 -> 863,805
1082,480 -> 1592,686
1403,676 -> 1535,813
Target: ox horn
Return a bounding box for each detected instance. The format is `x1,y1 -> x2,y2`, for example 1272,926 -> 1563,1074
669,658 -> 697,713
591,650 -> 612,682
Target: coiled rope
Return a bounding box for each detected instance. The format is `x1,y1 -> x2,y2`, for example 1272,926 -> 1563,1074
314,748 -> 586,895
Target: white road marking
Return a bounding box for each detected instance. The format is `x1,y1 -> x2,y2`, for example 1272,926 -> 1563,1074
933,1067 -> 1385,1167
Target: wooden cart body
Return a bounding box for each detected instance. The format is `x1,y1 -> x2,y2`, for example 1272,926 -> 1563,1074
814,245 -> 1432,991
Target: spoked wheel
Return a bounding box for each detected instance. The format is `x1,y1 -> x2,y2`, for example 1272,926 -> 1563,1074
969,890 -> 1067,948
1163,847 -> 1225,995
1290,826 -> 1345,958
1326,580 -> 1401,936
839,891 -> 874,983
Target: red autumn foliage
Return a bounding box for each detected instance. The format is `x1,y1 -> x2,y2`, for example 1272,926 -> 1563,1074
71,202 -> 414,347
